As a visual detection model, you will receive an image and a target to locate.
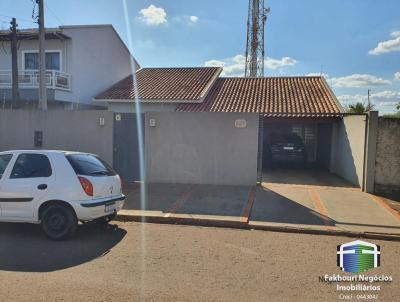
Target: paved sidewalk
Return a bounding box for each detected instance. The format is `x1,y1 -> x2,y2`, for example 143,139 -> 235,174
123,183 -> 251,223
120,181 -> 400,239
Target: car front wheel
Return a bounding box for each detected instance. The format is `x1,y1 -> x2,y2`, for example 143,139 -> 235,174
41,205 -> 78,241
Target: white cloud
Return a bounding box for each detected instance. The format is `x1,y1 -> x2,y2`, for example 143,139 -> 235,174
138,5 -> 167,26
171,15 -> 199,26
369,31 -> 400,55
395,72 -> 400,81
337,91 -> 400,107
330,74 -> 391,88
204,54 -> 297,77
371,91 -> 400,104
205,55 -> 246,77
305,72 -> 329,78
390,31 -> 400,38
337,94 -> 367,105
265,57 -> 297,70
189,16 -> 199,23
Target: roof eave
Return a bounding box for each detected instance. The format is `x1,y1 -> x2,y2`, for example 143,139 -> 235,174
93,98 -> 205,104
197,67 -> 223,102
321,76 -> 345,113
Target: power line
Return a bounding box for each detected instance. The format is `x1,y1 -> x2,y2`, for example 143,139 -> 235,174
44,2 -> 64,25
0,14 -> 36,24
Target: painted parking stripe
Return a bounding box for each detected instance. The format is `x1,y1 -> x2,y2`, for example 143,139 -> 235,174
308,188 -> 333,229
164,186 -> 195,217
367,194 -> 400,222
240,186 -> 257,223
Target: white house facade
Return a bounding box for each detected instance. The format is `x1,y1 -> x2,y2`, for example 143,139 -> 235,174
0,24 -> 139,109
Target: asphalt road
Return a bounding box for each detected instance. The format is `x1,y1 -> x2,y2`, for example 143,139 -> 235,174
0,221 -> 399,302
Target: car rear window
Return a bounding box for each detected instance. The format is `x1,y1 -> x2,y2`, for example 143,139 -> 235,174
66,154 -> 116,176
0,154 -> 13,179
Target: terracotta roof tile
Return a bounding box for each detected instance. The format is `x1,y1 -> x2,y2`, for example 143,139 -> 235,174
95,67 -> 222,101
176,76 -> 343,116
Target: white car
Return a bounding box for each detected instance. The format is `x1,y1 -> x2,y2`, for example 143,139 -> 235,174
0,150 -> 125,240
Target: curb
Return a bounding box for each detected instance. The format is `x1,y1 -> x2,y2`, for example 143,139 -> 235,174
116,212 -> 400,242
117,213 -> 246,229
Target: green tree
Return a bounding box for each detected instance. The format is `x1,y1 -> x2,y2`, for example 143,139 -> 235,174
346,102 -> 375,114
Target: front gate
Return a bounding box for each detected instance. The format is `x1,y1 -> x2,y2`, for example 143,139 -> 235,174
113,113 -> 144,182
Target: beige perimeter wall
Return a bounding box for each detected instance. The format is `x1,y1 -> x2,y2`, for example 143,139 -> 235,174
145,112 -> 259,185
0,110 -> 114,165
331,115 -> 367,187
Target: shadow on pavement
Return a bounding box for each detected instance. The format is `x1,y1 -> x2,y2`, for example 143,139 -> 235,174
123,183 -> 190,212
175,185 -> 250,217
251,187 -> 336,226
0,222 -> 126,272
123,183 -> 251,217
262,167 -> 355,188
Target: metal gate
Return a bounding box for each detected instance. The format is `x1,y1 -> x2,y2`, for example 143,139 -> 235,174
113,113 -> 144,182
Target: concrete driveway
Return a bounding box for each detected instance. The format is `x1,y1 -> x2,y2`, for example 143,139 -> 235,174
121,169 -> 400,237
253,168 -> 400,235
251,183 -> 400,235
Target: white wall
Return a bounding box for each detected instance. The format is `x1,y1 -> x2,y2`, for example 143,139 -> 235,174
331,115 -> 366,187
62,25 -> 138,106
145,112 -> 259,185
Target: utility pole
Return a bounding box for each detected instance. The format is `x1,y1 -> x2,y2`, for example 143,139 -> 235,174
37,0 -> 47,110
10,18 -> 20,108
367,89 -> 371,111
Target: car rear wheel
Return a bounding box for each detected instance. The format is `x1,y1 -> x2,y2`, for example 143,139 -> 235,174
41,205 -> 77,241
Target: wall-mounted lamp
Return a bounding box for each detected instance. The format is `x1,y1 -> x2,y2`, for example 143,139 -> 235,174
234,119 -> 247,128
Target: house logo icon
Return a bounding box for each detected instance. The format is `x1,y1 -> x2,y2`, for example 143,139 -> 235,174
337,240 -> 380,273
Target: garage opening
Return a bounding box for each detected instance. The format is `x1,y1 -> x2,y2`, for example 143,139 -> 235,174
260,118 -> 349,186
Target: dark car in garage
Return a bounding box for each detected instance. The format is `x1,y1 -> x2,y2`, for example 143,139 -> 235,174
266,132 -> 307,166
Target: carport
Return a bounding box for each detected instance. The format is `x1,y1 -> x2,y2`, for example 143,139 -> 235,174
260,116 -> 340,186
262,117 -> 335,170
249,77 -> 348,187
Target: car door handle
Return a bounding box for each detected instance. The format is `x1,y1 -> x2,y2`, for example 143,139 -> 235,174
37,184 -> 48,190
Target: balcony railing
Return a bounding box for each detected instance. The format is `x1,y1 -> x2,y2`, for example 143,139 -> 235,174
0,69 -> 71,91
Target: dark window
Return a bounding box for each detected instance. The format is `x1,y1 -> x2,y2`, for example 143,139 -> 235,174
34,131 -> 43,148
66,154 -> 116,176
0,154 -> 12,179
45,52 -> 60,70
10,154 -> 52,179
270,133 -> 303,145
24,52 -> 60,70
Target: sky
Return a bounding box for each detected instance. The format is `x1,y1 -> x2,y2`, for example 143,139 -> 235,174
1,0 -> 399,114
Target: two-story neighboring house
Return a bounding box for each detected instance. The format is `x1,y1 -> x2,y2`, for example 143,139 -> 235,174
0,24 -> 139,109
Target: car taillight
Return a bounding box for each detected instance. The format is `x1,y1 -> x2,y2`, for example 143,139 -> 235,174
79,176 -> 93,197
